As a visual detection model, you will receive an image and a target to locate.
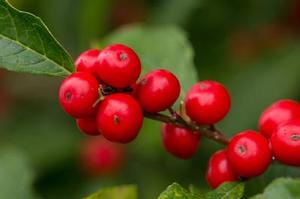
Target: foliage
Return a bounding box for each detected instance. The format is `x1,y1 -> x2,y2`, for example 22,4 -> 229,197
84,179 -> 300,199
0,0 -> 73,77
158,182 -> 244,199
84,185 -> 137,199
250,178 -> 300,199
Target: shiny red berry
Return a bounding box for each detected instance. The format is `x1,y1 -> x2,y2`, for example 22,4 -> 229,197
259,99 -> 300,138
161,123 -> 200,159
75,49 -> 101,77
185,81 -> 230,125
271,120 -> 300,166
227,130 -> 271,178
96,44 -> 141,88
206,150 -> 238,189
96,94 -> 143,143
80,137 -> 125,176
76,117 -> 100,136
137,69 -> 180,113
59,72 -> 99,118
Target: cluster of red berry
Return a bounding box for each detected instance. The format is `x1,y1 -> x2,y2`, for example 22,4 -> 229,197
206,99 -> 300,188
58,44 -> 300,189
59,43 -> 180,143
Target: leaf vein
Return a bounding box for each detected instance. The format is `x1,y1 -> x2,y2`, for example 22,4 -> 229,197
0,34 -> 71,75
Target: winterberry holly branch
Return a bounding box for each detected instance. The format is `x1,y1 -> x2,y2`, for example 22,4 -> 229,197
95,80 -> 230,145
59,44 -> 300,189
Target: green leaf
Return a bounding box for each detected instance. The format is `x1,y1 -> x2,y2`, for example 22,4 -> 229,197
0,146 -> 40,199
84,185 -> 137,199
204,182 -> 244,199
250,194 -> 264,199
243,163 -> 300,197
158,183 -> 202,199
250,178 -> 300,199
0,0 -> 74,77
188,185 -> 205,197
99,25 -> 198,97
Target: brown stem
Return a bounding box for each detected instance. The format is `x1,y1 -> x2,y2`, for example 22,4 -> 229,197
144,112 -> 230,145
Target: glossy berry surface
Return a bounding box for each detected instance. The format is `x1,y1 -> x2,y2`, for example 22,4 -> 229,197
80,137 -> 125,176
227,130 -> 271,178
206,150 -> 238,189
75,49 -> 101,77
96,44 -> 141,88
185,81 -> 230,125
96,94 -> 143,143
271,120 -> 300,166
59,72 -> 99,118
137,69 -> 180,113
259,99 -> 300,138
161,123 -> 200,159
76,117 -> 100,136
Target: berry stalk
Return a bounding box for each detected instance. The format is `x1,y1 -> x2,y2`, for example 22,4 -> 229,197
143,111 -> 230,145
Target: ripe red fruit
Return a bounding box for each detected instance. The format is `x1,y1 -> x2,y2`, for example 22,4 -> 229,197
185,81 -> 230,125
258,99 -> 300,138
227,130 -> 271,178
161,123 -> 200,159
59,72 -> 99,118
96,94 -> 143,143
76,117 -> 100,136
75,49 -> 101,77
80,137 -> 125,176
96,44 -> 141,88
137,69 -> 180,113
271,120 -> 300,166
206,150 -> 238,189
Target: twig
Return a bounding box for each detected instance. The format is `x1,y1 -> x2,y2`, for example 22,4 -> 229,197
144,112 -> 230,145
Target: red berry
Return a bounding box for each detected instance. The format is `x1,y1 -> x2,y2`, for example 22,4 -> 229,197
271,120 -> 300,166
80,137 -> 125,176
96,44 -> 141,88
161,123 -> 200,159
96,94 -> 143,143
259,99 -> 300,138
206,150 -> 238,189
185,81 -> 230,125
227,130 -> 271,178
76,117 -> 100,136
75,49 -> 101,77
59,72 -> 99,118
137,69 -> 180,113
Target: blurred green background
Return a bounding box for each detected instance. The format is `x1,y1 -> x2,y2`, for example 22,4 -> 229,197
1,0 -> 300,198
